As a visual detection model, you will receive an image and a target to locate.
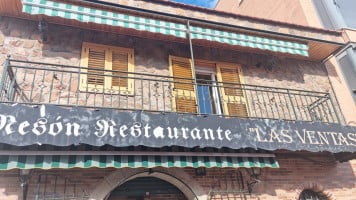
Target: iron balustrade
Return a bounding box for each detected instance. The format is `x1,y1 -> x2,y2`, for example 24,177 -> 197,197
35,173 -> 91,200
0,58 -> 342,124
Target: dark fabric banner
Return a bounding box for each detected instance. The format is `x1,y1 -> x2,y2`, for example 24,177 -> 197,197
0,104 -> 355,153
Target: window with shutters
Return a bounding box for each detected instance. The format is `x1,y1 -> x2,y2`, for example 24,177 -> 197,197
80,42 -> 134,94
169,56 -> 248,117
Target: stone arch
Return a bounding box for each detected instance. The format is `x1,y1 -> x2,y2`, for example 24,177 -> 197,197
90,168 -> 207,200
293,182 -> 334,200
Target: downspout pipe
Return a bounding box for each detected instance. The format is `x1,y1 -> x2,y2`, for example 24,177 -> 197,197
187,20 -> 199,113
187,20 -> 196,82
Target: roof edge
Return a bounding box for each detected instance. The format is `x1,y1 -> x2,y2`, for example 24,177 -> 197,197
140,0 -> 341,36
78,0 -> 343,46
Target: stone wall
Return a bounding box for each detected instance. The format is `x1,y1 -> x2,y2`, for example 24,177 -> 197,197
0,16 -> 332,90
0,16 -> 337,122
1,17 -> 333,94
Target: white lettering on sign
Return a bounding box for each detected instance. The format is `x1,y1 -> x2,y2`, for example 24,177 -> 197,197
0,104 -> 355,151
0,105 -> 234,141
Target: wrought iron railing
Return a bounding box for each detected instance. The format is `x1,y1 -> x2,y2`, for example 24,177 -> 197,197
208,169 -> 248,200
34,173 -> 91,200
0,58 -> 342,123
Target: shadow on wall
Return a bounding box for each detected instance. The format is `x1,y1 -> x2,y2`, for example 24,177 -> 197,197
193,44 -> 331,92
0,16 -> 81,66
1,16 -> 332,93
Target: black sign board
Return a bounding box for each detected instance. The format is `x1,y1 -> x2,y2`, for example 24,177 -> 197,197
0,104 -> 355,153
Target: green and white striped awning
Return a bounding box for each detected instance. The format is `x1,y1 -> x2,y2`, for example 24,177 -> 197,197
22,0 -> 187,38
0,155 -> 279,170
190,26 -> 309,57
21,0 -> 308,57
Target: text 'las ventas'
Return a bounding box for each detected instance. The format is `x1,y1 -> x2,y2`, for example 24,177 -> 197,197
249,127 -> 356,146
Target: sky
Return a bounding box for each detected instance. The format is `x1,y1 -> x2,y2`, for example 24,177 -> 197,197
172,0 -> 218,8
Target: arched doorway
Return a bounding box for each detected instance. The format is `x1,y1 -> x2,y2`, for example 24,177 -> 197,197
107,177 -> 188,200
91,168 -> 206,200
298,189 -> 329,200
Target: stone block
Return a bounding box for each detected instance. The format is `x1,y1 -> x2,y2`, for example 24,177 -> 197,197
0,33 -> 4,46
49,90 -> 59,102
30,33 -> 41,41
9,40 -> 23,47
23,40 -> 35,49
0,47 -> 8,54
60,91 -> 76,99
30,49 -> 41,57
9,29 -> 21,37
70,81 -> 78,92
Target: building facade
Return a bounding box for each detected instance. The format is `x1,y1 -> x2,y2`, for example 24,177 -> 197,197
0,0 -> 355,200
312,0 -> 356,125
216,0 -> 356,126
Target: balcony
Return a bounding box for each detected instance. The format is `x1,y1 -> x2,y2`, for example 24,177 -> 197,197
0,59 -> 342,124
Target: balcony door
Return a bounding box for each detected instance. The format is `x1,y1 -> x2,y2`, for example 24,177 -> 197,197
169,56 -> 247,117
196,68 -> 222,115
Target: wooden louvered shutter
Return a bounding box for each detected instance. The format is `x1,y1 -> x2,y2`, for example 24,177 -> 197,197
217,64 -> 248,117
88,48 -> 106,86
169,56 -> 197,113
80,43 -> 134,94
80,44 -> 107,91
110,49 -> 134,94
112,51 -> 128,88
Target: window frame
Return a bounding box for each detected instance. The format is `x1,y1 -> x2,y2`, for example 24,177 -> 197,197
80,42 -> 134,94
169,56 -> 248,117
195,66 -> 223,115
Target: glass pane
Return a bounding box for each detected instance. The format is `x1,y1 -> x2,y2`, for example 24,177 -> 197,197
197,84 -> 213,114
197,74 -> 215,114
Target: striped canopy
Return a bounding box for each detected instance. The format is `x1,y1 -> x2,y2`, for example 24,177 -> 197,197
22,0 -> 187,38
0,155 -> 279,170
189,26 -> 309,57
22,0 -> 309,57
